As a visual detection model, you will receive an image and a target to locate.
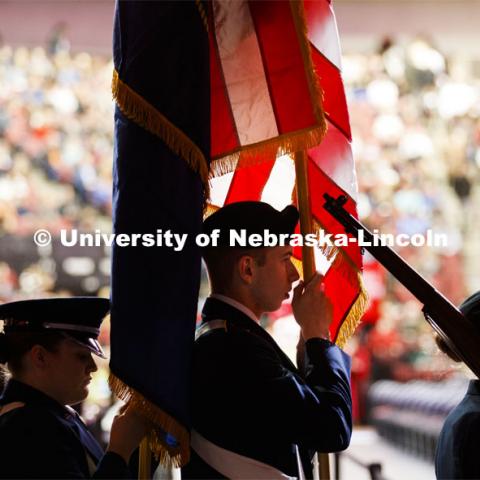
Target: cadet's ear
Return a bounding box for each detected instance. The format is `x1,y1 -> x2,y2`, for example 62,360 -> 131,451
237,255 -> 255,284
29,345 -> 51,370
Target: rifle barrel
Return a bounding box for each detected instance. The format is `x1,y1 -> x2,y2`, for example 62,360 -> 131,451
323,193 -> 480,378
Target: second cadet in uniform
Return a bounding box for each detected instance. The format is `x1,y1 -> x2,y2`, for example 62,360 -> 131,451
0,297 -> 148,479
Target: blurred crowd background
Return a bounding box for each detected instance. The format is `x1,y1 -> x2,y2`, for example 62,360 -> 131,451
1,2 -> 480,470
0,25 -> 117,433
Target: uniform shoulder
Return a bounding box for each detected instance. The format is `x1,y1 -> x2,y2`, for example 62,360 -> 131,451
196,321 -> 277,361
197,320 -> 272,348
448,409 -> 480,451
0,402 -> 91,479
0,402 -> 67,433
456,410 -> 480,429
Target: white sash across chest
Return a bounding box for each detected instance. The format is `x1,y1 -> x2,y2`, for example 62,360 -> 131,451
193,319 -> 306,480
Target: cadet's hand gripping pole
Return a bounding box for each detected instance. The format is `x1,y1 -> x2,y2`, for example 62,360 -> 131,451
294,151 -> 330,480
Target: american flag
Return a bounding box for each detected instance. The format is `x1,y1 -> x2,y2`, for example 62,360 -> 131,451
208,0 -> 367,346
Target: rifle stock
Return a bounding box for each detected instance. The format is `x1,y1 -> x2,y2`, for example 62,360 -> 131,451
323,193 -> 480,378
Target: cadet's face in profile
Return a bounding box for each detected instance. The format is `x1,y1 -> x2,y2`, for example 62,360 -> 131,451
251,245 -> 300,313
44,339 -> 98,405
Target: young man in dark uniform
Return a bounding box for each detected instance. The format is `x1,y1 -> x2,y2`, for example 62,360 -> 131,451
182,201 -> 352,479
0,297 -> 147,479
435,291 -> 480,479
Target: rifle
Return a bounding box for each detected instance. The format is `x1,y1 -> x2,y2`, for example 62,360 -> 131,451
323,193 -> 480,379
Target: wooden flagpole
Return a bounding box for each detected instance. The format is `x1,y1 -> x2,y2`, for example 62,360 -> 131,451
137,150 -> 329,480
138,437 -> 151,479
294,150 -> 330,480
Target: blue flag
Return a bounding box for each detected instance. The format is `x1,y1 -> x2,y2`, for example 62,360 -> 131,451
110,1 -> 210,466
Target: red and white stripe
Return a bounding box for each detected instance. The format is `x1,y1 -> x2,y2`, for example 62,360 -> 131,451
211,0 -> 322,161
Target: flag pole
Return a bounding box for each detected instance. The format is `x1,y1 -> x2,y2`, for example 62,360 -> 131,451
138,437 -> 151,479
294,150 -> 330,480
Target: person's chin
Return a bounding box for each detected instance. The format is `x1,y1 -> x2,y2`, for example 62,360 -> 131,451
75,386 -> 90,404
271,300 -> 284,311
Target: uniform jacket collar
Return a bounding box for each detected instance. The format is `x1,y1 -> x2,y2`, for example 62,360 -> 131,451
210,294 -> 259,323
467,379 -> 480,395
202,296 -> 298,373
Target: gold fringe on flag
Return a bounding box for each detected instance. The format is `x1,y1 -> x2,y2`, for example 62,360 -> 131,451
335,270 -> 368,349
313,218 -> 369,347
289,0 -> 327,131
112,69 -> 210,200
108,373 -> 190,468
204,203 -> 220,219
209,125 -> 327,179
323,246 -> 369,345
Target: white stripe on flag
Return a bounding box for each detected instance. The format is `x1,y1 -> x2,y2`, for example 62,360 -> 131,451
305,0 -> 342,69
210,171 -> 234,208
213,0 -> 279,146
260,155 -> 296,211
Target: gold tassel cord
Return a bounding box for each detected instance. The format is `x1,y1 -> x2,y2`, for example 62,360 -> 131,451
112,70 -> 210,201
108,373 -> 190,468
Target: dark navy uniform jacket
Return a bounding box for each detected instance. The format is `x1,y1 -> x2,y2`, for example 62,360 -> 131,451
0,380 -> 131,479
435,379 -> 480,479
182,297 -> 352,479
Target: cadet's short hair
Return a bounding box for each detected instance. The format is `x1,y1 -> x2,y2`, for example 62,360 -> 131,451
203,247 -> 266,293
0,330 -> 64,375
202,201 -> 298,292
203,201 -> 299,248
